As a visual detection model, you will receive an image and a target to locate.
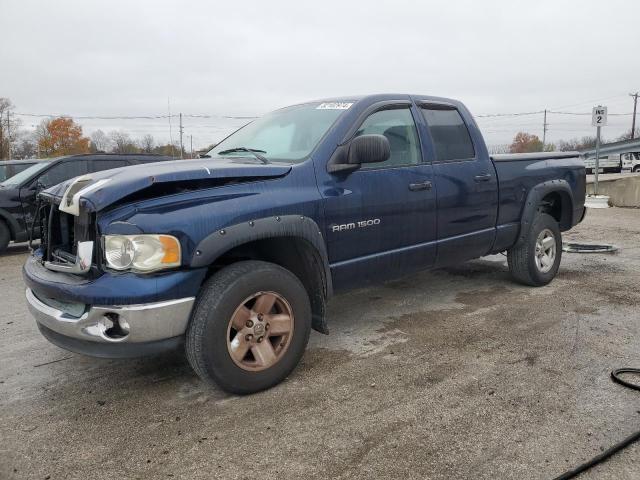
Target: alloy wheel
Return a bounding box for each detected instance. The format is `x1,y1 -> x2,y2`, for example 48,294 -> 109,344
534,228 -> 556,273
226,291 -> 294,371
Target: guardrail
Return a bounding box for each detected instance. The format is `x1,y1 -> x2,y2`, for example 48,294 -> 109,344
580,138 -> 640,158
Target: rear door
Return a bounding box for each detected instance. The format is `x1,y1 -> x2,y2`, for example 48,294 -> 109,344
418,103 -> 498,266
322,104 -> 437,290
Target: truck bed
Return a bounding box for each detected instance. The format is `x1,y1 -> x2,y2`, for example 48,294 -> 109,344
490,151 -> 586,237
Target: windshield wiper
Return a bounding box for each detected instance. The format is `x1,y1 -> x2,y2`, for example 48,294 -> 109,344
217,147 -> 270,164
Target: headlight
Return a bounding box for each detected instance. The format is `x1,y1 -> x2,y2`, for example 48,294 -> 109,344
103,235 -> 181,272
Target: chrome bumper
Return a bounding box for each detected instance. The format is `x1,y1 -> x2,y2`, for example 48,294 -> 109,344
26,288 -> 195,344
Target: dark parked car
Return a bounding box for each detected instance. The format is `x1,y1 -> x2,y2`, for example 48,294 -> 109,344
0,159 -> 42,182
23,94 -> 586,394
0,154 -> 174,252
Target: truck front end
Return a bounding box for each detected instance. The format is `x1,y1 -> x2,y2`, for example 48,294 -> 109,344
23,177 -> 207,358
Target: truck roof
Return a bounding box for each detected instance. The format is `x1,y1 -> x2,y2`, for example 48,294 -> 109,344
297,93 -> 465,108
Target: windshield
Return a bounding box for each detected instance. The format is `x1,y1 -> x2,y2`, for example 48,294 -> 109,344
0,161 -> 51,187
207,102 -> 351,163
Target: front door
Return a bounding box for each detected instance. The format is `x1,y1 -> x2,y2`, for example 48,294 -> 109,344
321,105 -> 437,291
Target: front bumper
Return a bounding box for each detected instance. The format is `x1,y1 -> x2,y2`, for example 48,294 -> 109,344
26,288 -> 195,358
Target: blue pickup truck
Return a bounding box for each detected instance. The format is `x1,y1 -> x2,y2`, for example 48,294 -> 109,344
23,94 -> 586,394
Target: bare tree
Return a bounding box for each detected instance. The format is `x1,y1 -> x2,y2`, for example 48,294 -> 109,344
0,98 -> 21,159
90,129 -> 111,152
139,134 -> 155,153
617,128 -> 640,142
109,130 -> 138,154
13,131 -> 37,159
557,136 -> 599,152
34,119 -> 50,157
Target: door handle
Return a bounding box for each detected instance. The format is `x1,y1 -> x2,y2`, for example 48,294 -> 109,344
408,181 -> 432,191
474,173 -> 492,182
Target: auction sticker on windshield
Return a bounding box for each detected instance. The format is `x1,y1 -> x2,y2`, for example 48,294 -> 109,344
316,102 -> 353,110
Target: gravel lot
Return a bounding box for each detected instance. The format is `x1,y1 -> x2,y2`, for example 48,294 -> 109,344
1,208 -> 639,479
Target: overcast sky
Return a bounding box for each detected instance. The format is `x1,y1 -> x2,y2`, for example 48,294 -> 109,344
1,0 -> 639,148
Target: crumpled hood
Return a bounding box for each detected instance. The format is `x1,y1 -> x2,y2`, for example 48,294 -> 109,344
41,158 -> 291,213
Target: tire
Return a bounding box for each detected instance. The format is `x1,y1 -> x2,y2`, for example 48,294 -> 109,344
507,213 -> 562,287
633,166 -> 640,173
0,221 -> 10,253
186,260 -> 311,394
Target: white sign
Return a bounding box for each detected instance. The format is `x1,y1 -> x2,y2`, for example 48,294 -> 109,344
316,102 -> 353,110
592,106 -> 608,127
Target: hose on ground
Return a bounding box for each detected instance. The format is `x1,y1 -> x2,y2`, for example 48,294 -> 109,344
551,369 -> 640,479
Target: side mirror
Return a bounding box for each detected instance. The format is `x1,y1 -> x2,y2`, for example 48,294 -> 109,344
327,134 -> 391,173
348,134 -> 390,165
28,180 -> 44,192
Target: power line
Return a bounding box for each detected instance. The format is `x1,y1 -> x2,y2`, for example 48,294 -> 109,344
475,111 -> 544,118
13,109 -> 635,120
548,110 -> 634,116
13,112 -> 258,120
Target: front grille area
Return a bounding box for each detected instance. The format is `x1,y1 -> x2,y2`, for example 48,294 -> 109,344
39,199 -> 97,269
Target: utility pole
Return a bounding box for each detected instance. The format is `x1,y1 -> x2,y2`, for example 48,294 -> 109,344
6,110 -> 11,161
542,109 -> 548,150
630,92 -> 639,139
167,98 -> 173,153
0,111 -> 3,160
179,112 -> 184,159
190,135 -> 193,159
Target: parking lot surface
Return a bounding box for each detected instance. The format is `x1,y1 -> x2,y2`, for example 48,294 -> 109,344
1,208 -> 639,479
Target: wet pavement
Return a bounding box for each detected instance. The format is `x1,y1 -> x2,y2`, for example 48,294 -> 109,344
1,208 -> 639,479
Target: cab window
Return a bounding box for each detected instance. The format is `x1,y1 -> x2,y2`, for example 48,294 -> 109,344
38,160 -> 90,188
420,106 -> 475,162
91,159 -> 129,173
355,108 -> 421,169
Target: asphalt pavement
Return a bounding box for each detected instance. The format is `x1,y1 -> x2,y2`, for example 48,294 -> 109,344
1,207 -> 639,479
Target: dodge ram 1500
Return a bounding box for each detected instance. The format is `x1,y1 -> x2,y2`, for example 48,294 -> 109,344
23,94 -> 586,393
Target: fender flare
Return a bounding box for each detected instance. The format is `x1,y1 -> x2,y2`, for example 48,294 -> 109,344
517,180 -> 574,246
0,207 -> 21,241
191,214 -> 333,296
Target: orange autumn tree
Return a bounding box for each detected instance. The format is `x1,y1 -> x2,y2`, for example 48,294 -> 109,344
509,132 -> 543,153
37,117 -> 90,157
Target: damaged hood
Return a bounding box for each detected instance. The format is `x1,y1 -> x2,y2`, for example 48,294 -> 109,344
41,158 -> 291,214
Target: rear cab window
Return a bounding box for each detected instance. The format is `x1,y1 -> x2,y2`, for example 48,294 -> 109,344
420,105 -> 475,162
91,159 -> 129,173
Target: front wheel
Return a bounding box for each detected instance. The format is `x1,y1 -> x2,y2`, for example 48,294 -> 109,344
507,213 -> 562,286
186,260 -> 311,394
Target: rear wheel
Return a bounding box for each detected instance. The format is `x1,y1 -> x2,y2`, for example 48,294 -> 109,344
633,165 -> 640,173
0,221 -> 10,253
507,213 -> 562,286
186,260 -> 311,394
